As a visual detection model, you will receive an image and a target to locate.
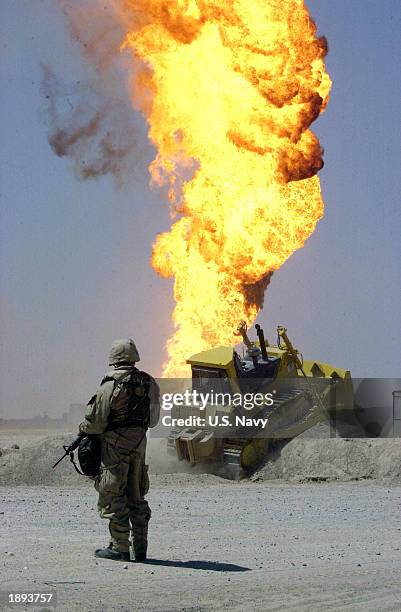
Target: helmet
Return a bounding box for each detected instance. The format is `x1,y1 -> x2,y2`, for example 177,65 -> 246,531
108,339 -> 140,366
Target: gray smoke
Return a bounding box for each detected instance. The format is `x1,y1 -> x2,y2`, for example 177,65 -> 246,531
41,63 -> 140,184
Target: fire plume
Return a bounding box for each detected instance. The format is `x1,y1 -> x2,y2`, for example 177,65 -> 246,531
120,0 -> 331,375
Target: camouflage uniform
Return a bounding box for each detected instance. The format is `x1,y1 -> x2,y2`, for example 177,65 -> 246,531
79,339 -> 160,560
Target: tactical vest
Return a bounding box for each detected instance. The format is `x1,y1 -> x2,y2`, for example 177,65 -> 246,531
103,368 -> 151,431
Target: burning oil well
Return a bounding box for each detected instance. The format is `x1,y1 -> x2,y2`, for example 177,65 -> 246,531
50,0 -> 331,375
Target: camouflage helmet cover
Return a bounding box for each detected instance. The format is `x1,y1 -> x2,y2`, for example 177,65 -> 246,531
108,338 -> 140,365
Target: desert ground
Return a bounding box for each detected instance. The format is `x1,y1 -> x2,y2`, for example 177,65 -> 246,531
1,429 -> 401,611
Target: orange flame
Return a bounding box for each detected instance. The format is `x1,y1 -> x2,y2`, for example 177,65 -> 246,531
120,0 -> 331,375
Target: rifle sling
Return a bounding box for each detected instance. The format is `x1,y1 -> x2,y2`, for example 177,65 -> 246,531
69,450 -> 85,476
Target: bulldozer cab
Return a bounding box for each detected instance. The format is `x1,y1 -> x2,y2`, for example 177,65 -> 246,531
191,364 -> 231,394
188,346 -> 236,396
188,340 -> 282,397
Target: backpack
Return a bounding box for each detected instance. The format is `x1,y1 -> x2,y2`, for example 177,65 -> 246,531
105,369 -> 151,430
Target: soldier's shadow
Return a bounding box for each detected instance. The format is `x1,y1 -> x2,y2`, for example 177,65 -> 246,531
141,559 -> 250,572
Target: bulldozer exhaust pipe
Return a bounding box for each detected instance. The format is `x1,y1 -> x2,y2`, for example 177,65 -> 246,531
255,324 -> 268,361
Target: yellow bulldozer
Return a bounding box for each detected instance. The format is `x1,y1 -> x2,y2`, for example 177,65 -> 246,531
167,322 -> 354,478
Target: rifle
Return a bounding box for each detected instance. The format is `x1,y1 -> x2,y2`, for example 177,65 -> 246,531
52,435 -> 83,473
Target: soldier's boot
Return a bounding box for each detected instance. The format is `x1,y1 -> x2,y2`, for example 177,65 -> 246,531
131,535 -> 147,562
130,501 -> 151,562
95,544 -> 130,562
132,528 -> 148,562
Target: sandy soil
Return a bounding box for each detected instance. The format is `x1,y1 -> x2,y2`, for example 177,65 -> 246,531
2,428 -> 401,611
1,478 -> 401,612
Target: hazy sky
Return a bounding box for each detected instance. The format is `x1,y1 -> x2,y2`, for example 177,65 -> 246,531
1,1 -> 400,418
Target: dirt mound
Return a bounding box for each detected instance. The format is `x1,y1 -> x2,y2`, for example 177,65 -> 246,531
0,434 -> 85,486
2,427 -> 401,486
253,437 -> 401,483
0,433 -> 205,486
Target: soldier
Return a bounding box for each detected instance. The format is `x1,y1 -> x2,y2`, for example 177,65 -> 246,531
78,338 -> 160,562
